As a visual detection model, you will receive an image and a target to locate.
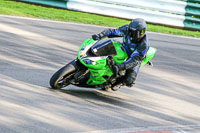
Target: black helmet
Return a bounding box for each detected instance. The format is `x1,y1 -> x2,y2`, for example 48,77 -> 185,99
128,18 -> 146,42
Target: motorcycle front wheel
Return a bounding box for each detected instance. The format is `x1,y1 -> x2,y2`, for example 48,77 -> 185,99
49,60 -> 78,89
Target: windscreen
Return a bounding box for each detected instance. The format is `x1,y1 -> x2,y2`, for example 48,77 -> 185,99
91,38 -> 117,56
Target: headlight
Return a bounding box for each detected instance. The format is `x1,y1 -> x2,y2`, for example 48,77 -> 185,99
83,59 -> 97,65
79,50 -> 85,57
79,45 -> 86,57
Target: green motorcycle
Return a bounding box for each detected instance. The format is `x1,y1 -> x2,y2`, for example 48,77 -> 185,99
49,38 -> 156,90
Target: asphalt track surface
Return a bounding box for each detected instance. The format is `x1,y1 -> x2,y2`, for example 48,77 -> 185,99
0,15 -> 200,133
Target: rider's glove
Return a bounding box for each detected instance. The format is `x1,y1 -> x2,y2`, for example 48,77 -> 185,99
92,34 -> 100,40
92,33 -> 105,40
112,64 -> 125,76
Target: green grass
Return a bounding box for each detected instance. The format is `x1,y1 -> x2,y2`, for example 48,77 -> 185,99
0,0 -> 200,38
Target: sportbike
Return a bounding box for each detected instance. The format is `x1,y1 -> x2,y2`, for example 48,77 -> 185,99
49,38 -> 156,91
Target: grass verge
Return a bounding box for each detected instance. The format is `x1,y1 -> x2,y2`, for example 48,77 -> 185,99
0,0 -> 200,38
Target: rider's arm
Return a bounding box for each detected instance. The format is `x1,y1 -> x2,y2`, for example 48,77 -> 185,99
118,35 -> 149,70
98,24 -> 128,38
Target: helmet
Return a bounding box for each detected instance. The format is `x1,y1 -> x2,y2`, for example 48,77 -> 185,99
128,18 -> 146,42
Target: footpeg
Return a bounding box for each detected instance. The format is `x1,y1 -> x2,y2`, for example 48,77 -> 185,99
147,61 -> 153,66
111,83 -> 123,91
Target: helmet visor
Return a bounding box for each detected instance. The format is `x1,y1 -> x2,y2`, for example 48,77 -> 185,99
129,28 -> 145,41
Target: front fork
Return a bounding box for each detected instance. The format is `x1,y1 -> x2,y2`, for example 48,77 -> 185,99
71,59 -> 104,87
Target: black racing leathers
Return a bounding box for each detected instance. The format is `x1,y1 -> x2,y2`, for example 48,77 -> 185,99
97,24 -> 150,85
98,24 -> 149,69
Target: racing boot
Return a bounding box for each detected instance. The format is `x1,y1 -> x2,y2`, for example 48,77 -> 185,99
123,69 -> 137,87
111,77 -> 125,91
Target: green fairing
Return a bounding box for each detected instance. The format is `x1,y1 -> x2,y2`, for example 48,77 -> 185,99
112,41 -> 129,64
141,47 -> 157,67
77,38 -> 156,85
86,66 -> 113,85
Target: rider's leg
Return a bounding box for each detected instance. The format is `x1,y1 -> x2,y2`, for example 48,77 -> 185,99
123,63 -> 141,87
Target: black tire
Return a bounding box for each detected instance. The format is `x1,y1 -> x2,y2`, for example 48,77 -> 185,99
49,60 -> 78,89
101,87 -> 110,91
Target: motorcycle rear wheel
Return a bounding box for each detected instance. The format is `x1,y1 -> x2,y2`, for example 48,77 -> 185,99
49,60 -> 78,89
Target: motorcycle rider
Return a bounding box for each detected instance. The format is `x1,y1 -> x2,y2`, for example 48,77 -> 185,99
92,18 -> 149,87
